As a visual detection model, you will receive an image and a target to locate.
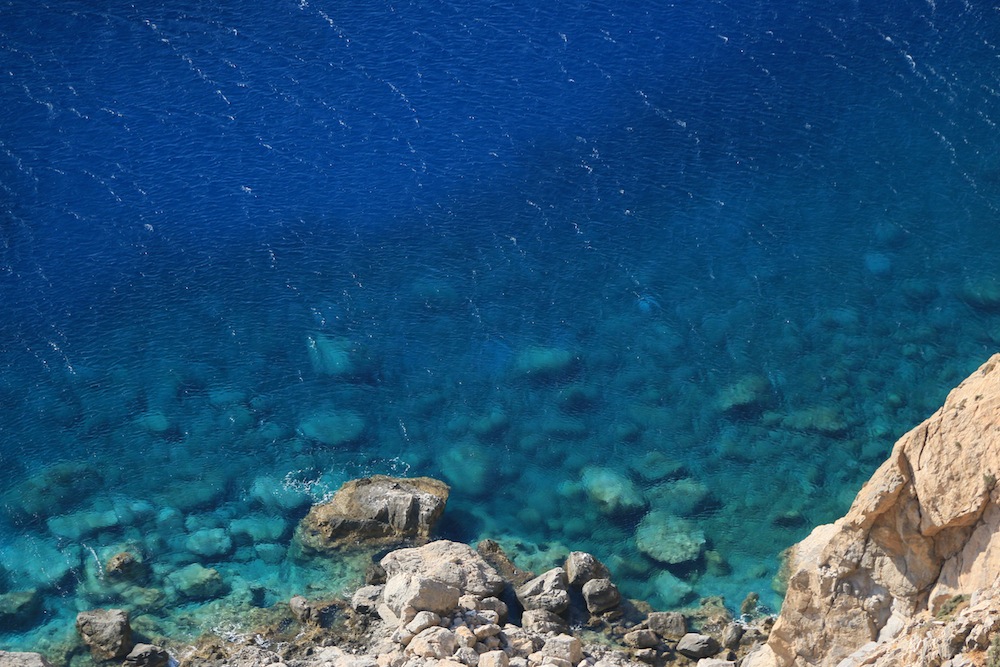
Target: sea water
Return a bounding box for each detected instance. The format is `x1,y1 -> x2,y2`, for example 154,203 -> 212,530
3,0 -> 1000,660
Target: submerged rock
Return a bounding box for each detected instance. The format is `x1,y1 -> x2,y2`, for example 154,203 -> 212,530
580,466 -> 646,515
745,353 -> 1000,667
634,511 -> 705,565
717,374 -> 772,416
296,475 -> 449,553
165,563 -> 227,601
512,346 -> 578,381
306,333 -> 358,376
0,590 -> 41,630
298,409 -> 366,446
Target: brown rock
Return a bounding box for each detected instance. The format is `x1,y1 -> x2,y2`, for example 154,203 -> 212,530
76,609 -> 133,660
581,578 -> 620,614
745,353 -> 1000,667
647,611 -> 687,639
296,476 -> 449,553
563,552 -> 610,587
477,539 -> 534,587
623,629 -> 659,649
515,568 -> 570,614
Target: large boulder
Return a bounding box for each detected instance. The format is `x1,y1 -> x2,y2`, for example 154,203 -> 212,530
380,540 -> 505,599
76,609 -> 133,660
745,353 -> 1000,667
515,567 -> 570,614
296,476 -> 449,553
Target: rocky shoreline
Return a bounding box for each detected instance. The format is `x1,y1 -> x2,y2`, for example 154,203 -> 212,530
7,352 -> 1000,667
7,536 -> 773,667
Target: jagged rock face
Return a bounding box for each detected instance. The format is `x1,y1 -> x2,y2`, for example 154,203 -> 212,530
296,476 -> 449,553
746,353 -> 1000,667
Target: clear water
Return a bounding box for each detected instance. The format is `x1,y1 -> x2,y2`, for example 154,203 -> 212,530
3,0 -> 1000,659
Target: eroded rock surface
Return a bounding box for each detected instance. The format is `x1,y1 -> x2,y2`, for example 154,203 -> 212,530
746,353 -> 1000,667
296,475 -> 449,553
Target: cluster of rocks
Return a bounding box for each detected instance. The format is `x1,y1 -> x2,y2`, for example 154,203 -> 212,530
20,347 -> 1000,667
168,538 -> 768,667
2,471 -> 775,667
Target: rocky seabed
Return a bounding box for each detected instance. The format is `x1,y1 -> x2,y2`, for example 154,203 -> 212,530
9,352 -> 1000,667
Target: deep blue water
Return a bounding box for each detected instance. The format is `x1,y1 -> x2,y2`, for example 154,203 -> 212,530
3,0 -> 1000,659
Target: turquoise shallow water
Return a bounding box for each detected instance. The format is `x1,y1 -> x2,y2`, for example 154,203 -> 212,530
3,0 -> 1000,660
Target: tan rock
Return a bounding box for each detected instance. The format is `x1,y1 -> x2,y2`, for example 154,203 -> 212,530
381,541 -> 505,599
746,353 -> 1000,667
408,626 -> 457,659
296,476 -> 449,553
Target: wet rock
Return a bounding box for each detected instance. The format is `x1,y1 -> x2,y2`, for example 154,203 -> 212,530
122,643 -> 170,667
515,568 -> 570,614
581,578 -> 620,614
76,608 -> 133,660
676,633 -> 719,660
564,551 -> 610,587
297,476 -> 449,553
105,551 -> 147,583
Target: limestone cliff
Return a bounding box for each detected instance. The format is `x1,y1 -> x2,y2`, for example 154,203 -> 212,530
746,353 -> 1000,667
